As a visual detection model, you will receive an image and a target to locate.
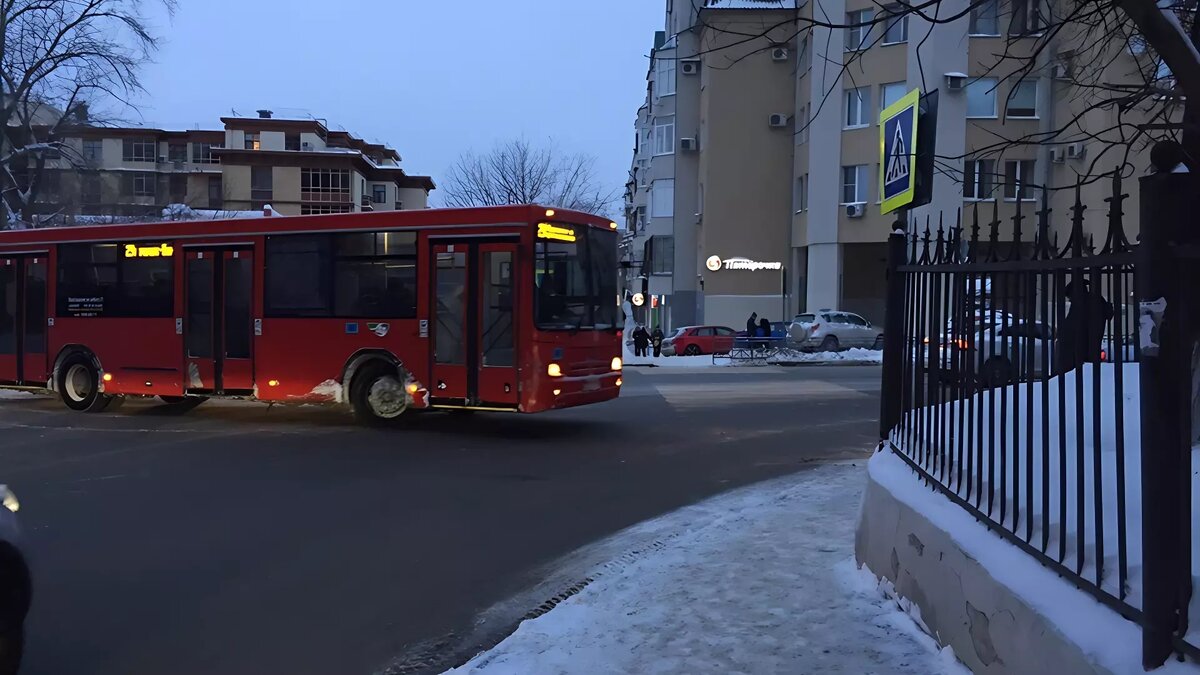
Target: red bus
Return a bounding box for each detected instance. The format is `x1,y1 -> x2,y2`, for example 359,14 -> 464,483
0,205 -> 623,422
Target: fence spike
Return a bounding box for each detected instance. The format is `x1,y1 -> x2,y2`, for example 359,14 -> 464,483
1035,188 -> 1053,260
1067,179 -> 1085,258
935,214 -> 947,263
969,201 -> 982,262
1102,168 -> 1130,254
1010,194 -> 1026,261
952,208 -> 964,263
918,222 -> 934,264
986,198 -> 1002,262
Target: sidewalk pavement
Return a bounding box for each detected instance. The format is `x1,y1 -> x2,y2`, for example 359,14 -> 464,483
446,462 -> 969,675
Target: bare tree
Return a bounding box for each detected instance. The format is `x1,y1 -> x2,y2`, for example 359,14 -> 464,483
440,138 -> 617,216
1,0 -> 175,228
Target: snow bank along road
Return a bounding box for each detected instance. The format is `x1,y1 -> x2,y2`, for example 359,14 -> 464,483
0,365 -> 880,675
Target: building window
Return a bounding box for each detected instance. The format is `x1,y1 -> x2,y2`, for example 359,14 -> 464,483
1004,159 -> 1037,200
169,174 -> 187,201
879,6 -> 908,44
650,179 -> 674,218
966,78 -> 998,118
653,115 -> 675,155
56,243 -> 173,318
245,132 -> 261,150
208,175 -> 223,207
82,139 -> 103,162
372,185 -> 387,204
845,87 -> 870,128
300,204 -> 354,215
250,166 -> 273,202
1006,79 -> 1038,118
1009,0 -> 1041,35
881,82 -> 907,110
82,175 -> 101,204
301,168 -> 352,204
192,143 -> 219,164
841,165 -> 868,204
285,133 -> 301,151
122,172 -> 155,197
648,236 -> 674,275
656,55 -> 676,97
845,9 -> 871,50
122,138 -> 156,162
970,0 -> 1000,35
963,159 -> 995,199
168,143 -> 187,163
795,174 -> 808,212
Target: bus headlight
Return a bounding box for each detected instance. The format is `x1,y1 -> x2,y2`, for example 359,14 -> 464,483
547,363 -> 563,377
2,486 -> 19,513
611,357 -> 623,371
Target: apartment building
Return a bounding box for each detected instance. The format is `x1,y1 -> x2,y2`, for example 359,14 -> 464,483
624,0 -> 1148,330
25,110 -> 433,221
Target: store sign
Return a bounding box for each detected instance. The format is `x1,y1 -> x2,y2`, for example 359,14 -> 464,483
706,255 -> 782,272
632,292 -> 645,307
537,223 -> 576,243
124,243 -> 174,258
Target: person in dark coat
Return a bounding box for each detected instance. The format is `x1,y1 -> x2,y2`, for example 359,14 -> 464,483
758,317 -> 772,349
632,325 -> 650,358
1055,280 -> 1114,374
651,326 -> 665,357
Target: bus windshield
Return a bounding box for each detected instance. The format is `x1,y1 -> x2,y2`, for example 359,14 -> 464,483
535,225 -> 618,331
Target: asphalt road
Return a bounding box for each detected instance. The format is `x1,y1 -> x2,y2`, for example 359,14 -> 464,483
1,364 -> 881,675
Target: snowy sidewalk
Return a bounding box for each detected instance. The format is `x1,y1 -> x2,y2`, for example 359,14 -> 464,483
447,463 -> 967,675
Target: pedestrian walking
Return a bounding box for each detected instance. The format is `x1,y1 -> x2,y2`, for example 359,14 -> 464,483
746,312 -> 758,344
651,326 -> 665,357
759,318 -> 772,349
1054,279 -> 1114,374
633,324 -> 650,358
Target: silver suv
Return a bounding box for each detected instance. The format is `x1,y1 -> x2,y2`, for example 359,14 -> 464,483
788,310 -> 883,352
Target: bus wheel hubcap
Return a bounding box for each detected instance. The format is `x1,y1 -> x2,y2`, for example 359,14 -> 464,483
65,364 -> 92,401
367,377 -> 406,418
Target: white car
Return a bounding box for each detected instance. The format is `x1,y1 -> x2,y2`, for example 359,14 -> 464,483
789,311 -> 883,352
926,321 -> 1054,385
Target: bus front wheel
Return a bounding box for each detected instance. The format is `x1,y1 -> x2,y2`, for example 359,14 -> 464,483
351,363 -> 407,424
58,354 -> 114,413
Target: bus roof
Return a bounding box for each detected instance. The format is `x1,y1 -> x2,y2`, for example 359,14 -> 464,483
0,205 -> 615,247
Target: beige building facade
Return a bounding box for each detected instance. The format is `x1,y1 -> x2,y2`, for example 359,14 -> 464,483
624,0 -> 1151,331
29,111 -> 433,221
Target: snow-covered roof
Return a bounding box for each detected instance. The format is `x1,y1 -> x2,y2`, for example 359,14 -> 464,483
703,0 -> 799,8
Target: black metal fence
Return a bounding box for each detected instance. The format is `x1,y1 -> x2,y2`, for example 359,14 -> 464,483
879,171 -> 1200,668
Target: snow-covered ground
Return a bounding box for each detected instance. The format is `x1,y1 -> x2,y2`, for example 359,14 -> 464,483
622,345 -> 883,368
446,463 -> 968,675
0,389 -> 37,400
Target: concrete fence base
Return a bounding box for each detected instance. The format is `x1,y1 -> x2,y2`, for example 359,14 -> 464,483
855,456 -> 1118,675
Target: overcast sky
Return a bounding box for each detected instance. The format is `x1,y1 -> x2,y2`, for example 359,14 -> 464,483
134,0 -> 663,204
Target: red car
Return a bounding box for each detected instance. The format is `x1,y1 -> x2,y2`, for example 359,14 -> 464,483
662,326 -> 737,356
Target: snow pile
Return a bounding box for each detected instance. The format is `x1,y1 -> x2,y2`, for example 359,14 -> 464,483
446,463 -> 968,675
0,390 -> 36,400
870,449 -> 1200,675
895,364 -> 1143,606
771,347 -> 884,364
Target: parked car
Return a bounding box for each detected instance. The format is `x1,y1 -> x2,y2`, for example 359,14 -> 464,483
789,311 -> 883,352
662,325 -> 738,356
0,485 -> 28,675
926,321 -> 1054,385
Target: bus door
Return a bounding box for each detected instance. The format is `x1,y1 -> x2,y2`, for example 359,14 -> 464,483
0,255 -> 48,386
429,240 -> 519,408
184,248 -> 254,394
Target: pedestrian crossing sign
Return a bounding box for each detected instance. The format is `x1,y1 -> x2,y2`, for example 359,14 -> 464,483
879,88 -> 921,215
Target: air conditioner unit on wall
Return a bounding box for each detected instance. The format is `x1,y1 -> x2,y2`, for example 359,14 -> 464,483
1051,147 -> 1064,163
680,138 -> 698,151
845,203 -> 865,218
1051,62 -> 1070,80
768,113 -> 788,128
771,46 -> 789,62
681,59 -> 700,75
1067,142 -> 1086,159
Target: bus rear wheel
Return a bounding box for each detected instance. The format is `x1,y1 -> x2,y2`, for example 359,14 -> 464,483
351,363 -> 408,424
58,354 -> 114,413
